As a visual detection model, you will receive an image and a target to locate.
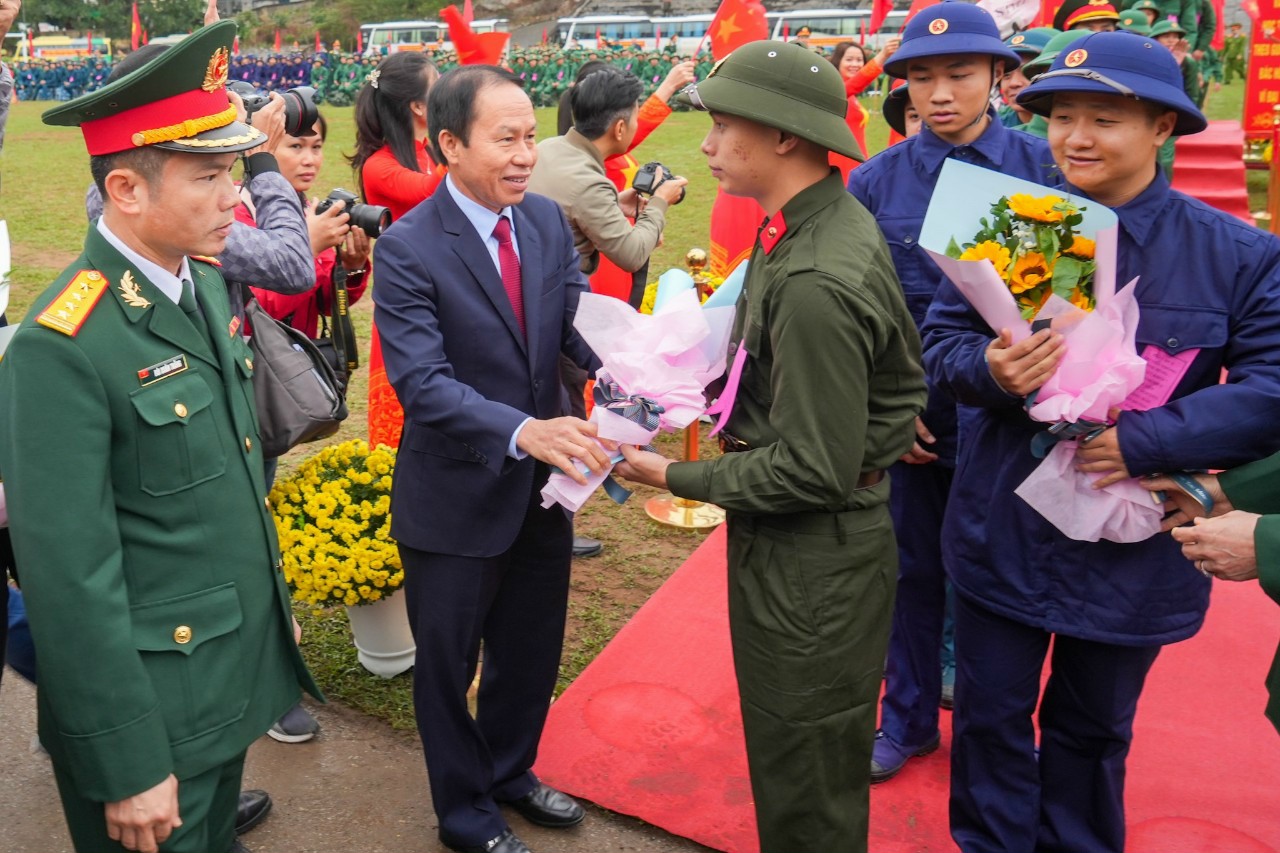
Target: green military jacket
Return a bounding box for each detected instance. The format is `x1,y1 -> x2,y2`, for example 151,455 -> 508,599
0,226 -> 319,803
1219,454 -> 1280,735
1223,33 -> 1246,61
667,173 -> 926,515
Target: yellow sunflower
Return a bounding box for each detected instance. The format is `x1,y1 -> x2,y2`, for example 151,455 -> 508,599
1064,235 -> 1096,259
1010,252 -> 1054,294
958,240 -> 1013,279
1069,287 -> 1093,311
1006,193 -> 1066,223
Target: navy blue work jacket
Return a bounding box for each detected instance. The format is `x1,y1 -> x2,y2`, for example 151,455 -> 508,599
923,171 -> 1280,645
848,113 -> 1061,465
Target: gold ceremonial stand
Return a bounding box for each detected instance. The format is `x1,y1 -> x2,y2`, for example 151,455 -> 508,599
644,247 -> 727,530
644,420 -> 726,529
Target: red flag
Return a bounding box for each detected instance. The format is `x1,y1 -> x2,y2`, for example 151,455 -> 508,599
782,23 -> 790,40
708,0 -> 769,60
462,0 -> 475,25
1032,0 -> 1061,28
273,29 -> 282,52
655,23 -> 662,50
26,29 -> 34,58
142,28 -> 149,45
315,31 -> 322,53
709,189 -> 766,278
904,0 -> 942,26
859,20 -> 866,45
131,2 -> 142,51
1241,0 -> 1260,20
542,26 -> 548,44
441,5 -> 510,65
233,34 -> 240,55
86,30 -> 93,53
355,30 -> 363,53
1210,0 -> 1225,51
870,0 -> 895,34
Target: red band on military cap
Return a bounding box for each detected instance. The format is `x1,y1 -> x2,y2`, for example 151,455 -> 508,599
1065,4 -> 1120,28
80,87 -> 232,156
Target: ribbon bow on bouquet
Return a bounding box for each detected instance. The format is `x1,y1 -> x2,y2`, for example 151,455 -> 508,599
539,263 -> 746,512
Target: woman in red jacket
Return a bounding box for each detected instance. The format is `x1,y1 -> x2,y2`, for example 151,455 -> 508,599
829,37 -> 901,180
348,51 -> 442,451
240,112 -> 372,338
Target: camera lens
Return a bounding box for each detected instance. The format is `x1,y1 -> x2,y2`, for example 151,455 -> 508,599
350,205 -> 391,238
281,86 -> 320,137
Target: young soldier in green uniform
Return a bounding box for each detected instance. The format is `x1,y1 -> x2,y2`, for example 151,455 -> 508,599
0,21 -> 318,853
616,40 -> 926,853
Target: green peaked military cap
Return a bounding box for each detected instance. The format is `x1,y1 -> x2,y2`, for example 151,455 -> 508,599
42,21 -> 264,156
676,40 -> 863,161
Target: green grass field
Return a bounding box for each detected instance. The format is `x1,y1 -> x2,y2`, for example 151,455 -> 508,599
1,85 -> 1271,728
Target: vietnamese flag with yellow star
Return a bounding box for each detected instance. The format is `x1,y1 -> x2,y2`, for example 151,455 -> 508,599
705,0 -> 769,277
708,0 -> 768,59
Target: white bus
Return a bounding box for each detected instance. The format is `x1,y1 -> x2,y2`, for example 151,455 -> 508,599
359,18 -> 509,56
554,15 -> 655,51
768,8 -> 908,50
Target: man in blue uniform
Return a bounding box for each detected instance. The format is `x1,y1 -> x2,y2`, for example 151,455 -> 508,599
923,31 -> 1280,853
847,1 -> 1064,785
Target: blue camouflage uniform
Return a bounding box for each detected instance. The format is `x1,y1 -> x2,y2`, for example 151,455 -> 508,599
924,31 -> 1280,853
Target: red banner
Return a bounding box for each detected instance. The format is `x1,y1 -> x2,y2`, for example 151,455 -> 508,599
131,2 -> 142,51
1242,5 -> 1280,136
709,0 -> 769,60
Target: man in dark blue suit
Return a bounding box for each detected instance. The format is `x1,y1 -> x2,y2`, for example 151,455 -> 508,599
372,65 -> 608,853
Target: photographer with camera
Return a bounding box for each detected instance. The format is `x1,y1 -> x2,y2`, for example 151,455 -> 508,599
529,66 -> 687,299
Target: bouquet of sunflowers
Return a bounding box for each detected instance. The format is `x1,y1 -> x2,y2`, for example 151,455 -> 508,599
269,439 -> 402,608
947,193 -> 1097,320
639,272 -> 725,315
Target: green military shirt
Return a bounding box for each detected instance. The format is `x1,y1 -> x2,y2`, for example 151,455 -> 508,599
667,173 -> 926,514
0,226 -> 320,803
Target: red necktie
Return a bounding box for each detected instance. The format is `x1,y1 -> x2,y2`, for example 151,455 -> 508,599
492,217 -> 525,337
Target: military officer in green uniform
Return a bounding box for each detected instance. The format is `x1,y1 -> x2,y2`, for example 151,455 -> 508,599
1223,21 -> 1247,84
0,21 -> 319,853
615,40 -> 926,853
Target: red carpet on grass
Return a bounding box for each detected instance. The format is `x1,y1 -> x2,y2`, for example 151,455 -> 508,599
1172,120 -> 1254,223
537,526 -> 1280,853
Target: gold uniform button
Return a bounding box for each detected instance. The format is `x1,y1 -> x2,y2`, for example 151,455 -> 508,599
174,625 -> 193,644
244,436 -> 253,453
174,402 -> 188,418
244,357 -> 253,371
767,227 -> 778,238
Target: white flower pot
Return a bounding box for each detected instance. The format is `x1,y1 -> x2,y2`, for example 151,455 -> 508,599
345,592 -> 415,678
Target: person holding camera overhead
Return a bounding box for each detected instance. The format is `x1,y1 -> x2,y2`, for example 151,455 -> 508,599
348,51 -> 443,455
239,111 -> 370,348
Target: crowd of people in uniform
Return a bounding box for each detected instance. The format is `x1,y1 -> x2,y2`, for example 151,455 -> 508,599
2,2 -> 1278,853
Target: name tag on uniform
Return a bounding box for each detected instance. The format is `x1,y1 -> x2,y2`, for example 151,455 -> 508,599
137,354 -> 189,386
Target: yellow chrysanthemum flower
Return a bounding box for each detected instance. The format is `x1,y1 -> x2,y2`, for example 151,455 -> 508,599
1007,193 -> 1066,223
958,240 -> 1013,279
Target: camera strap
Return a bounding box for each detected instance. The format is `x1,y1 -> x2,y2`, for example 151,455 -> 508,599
326,262 -> 360,376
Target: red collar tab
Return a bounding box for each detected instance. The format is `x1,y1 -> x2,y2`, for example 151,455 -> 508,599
759,211 -> 787,255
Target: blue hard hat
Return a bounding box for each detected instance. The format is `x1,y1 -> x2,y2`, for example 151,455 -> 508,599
1005,27 -> 1060,57
1017,31 -> 1206,135
885,2 -> 1024,78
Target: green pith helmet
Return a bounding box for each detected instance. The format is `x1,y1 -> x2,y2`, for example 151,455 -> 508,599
1119,10 -> 1152,34
1148,19 -> 1187,38
1131,0 -> 1161,13
1021,29 -> 1090,78
676,40 -> 863,160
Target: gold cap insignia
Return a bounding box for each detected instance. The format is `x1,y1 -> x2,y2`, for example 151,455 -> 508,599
1088,0 -> 1110,6
202,47 -> 230,93
1064,48 -> 1089,67
1012,34 -> 1026,44
929,18 -> 950,34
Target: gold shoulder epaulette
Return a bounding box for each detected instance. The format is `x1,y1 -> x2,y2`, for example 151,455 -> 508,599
190,254 -> 223,267
37,270 -> 110,337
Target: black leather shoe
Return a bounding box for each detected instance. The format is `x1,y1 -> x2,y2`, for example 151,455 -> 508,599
572,536 -> 603,558
500,783 -> 585,828
235,789 -> 272,835
439,828 -> 531,853
228,839 -> 251,853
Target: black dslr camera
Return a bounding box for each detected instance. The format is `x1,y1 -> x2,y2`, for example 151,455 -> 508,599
228,81 -> 320,138
314,188 -> 392,239
632,161 -> 685,204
